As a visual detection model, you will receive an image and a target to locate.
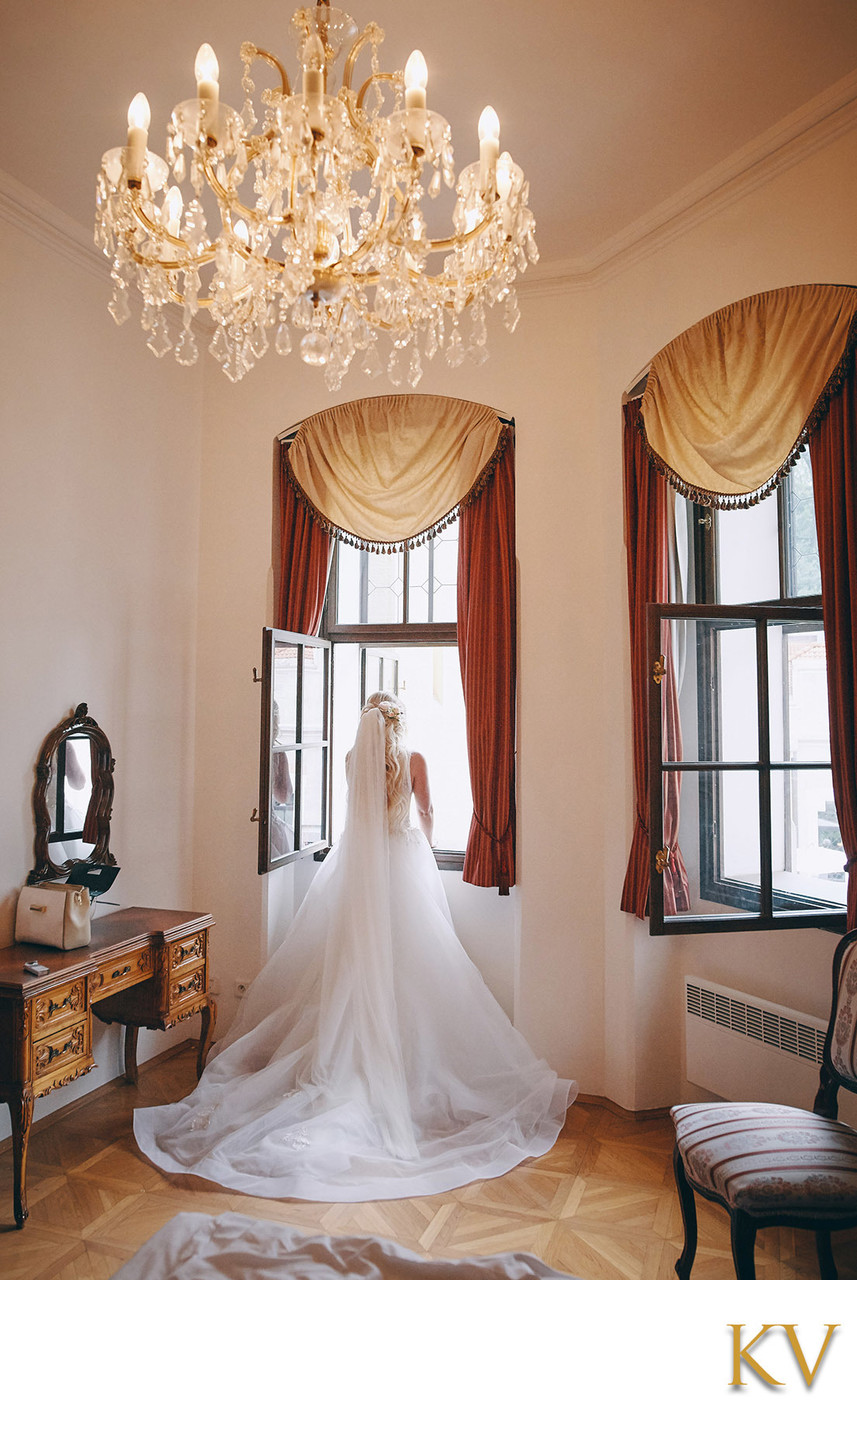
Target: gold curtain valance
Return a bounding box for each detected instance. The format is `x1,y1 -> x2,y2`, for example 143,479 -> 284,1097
640,284 -> 857,508
281,394 -> 509,550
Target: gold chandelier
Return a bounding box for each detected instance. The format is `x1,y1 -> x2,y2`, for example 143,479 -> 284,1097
94,0 -> 537,390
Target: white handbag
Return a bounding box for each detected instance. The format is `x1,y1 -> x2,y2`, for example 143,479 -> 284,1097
15,883 -> 92,950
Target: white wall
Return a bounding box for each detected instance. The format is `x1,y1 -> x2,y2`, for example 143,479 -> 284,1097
0,200 -> 205,1140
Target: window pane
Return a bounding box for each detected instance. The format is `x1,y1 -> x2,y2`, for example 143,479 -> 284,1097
302,643 -> 328,742
336,544 -> 363,624
771,768 -> 845,911
270,749 -> 295,858
273,641 -> 298,743
365,551 -> 404,623
717,625 -> 759,762
666,617 -> 757,762
718,499 -> 780,603
408,521 -> 460,623
783,449 -> 821,597
299,747 -> 325,848
663,769 -> 761,916
768,619 -> 829,763
717,769 -> 762,904
332,644 -> 470,850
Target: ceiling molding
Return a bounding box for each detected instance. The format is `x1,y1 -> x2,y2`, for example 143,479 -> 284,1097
520,67 -> 857,297
0,169 -> 107,284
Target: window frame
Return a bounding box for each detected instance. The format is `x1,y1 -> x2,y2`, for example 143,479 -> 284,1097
647,599 -> 846,936
321,540 -> 465,871
257,626 -> 332,873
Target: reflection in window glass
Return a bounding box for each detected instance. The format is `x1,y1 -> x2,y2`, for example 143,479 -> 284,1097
270,749 -> 295,858
771,768 -> 844,909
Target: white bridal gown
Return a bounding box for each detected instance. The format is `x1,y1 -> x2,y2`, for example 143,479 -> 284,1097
135,710 -> 576,1201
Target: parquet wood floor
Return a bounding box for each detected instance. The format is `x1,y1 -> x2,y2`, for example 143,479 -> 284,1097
2,1041 -> 856,1280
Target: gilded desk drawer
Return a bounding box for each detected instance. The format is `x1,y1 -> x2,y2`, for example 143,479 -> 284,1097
90,946 -> 154,1001
32,977 -> 87,1036
32,1013 -> 93,1095
168,930 -> 207,975
167,961 -> 206,1015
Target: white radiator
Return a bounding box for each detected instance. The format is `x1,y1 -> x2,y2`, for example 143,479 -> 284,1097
684,977 -> 857,1125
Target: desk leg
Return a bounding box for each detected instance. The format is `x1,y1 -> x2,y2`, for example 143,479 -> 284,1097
197,997 -> 217,1079
11,1087 -> 34,1229
124,1025 -> 139,1086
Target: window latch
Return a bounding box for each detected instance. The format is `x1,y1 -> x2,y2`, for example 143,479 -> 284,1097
652,655 -> 666,685
655,846 -> 671,874
697,512 -> 712,529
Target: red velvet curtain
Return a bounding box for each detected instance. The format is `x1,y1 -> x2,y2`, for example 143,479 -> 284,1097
457,435 -> 516,893
621,399 -> 690,918
277,447 -> 332,635
809,349 -> 857,927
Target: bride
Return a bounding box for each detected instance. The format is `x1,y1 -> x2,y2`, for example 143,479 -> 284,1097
134,693 -> 577,1201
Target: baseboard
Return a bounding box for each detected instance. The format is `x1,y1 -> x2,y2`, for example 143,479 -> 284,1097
574,1093 -> 672,1122
0,1039 -> 197,1157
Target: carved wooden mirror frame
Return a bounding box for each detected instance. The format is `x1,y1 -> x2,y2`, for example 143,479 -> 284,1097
29,703 -> 117,883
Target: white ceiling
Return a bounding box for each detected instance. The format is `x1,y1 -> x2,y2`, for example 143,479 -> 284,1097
3,0 -> 857,278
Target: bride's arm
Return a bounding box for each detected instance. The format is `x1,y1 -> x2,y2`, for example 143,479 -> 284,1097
409,752 -> 434,846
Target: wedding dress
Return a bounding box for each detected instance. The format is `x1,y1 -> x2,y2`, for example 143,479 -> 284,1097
134,708 -> 576,1201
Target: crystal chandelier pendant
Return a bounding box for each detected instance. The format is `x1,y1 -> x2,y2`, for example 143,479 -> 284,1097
94,0 -> 537,388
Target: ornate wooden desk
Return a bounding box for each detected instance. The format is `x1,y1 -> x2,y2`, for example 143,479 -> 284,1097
0,906 -> 215,1228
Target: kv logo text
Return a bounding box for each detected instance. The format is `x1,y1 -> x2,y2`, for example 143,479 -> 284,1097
729,1324 -> 839,1387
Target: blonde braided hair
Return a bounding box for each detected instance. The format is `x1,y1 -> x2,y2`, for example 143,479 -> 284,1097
361,691 -> 411,833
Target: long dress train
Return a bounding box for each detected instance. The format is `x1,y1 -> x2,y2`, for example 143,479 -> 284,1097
134,710 -> 576,1201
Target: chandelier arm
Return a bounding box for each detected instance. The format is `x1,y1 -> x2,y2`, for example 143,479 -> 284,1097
200,149 -> 295,231
341,25 -> 385,96
241,43 -> 292,97
354,71 -> 398,113
428,215 -> 494,253
126,193 -> 223,268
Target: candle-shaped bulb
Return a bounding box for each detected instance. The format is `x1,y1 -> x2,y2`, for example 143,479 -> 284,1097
234,219 -> 249,246
303,32 -> 326,75
404,49 -> 428,154
162,185 -> 184,237
125,92 -> 150,187
127,92 -> 151,132
194,43 -> 219,86
404,49 -> 428,93
478,106 -> 500,198
478,106 -> 500,145
303,32 -> 326,136
195,43 -> 220,144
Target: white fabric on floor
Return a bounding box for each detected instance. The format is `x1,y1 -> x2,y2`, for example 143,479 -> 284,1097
113,1211 -> 572,1280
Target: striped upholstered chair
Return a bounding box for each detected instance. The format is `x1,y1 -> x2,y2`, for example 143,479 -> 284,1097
671,929 -> 857,1279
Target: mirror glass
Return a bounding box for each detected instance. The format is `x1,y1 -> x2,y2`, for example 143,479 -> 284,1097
31,704 -> 116,883
47,735 -> 97,865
